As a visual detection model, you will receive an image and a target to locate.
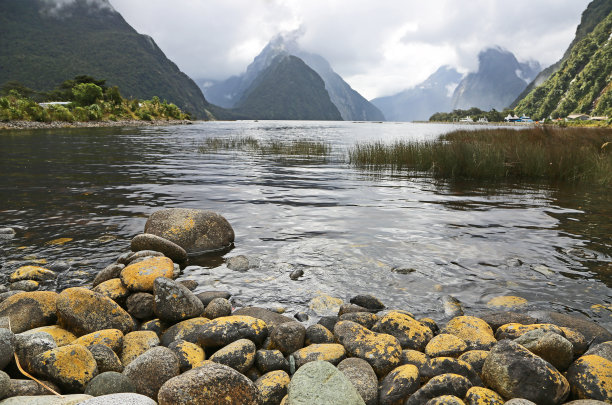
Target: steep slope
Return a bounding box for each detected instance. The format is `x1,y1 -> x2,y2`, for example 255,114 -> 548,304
234,55 -> 342,121
371,66 -> 463,122
451,47 -> 540,111
0,0 -> 209,118
515,12 -> 612,119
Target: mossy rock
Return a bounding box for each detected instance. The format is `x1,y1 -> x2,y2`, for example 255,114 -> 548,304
255,370 -> 290,405
425,334 -> 468,358
120,331 -> 160,366
92,278 -> 130,304
168,339 -> 205,372
379,364 -> 420,405
421,357 -> 482,386
372,310 -> 433,351
292,343 -> 346,369
443,316 -> 496,350
120,256 -> 174,292
566,354 -> 612,401
23,325 -> 76,347
31,344 -> 98,393
198,315 -> 268,348
0,291 -> 58,333
160,317 -> 209,346
209,338 -> 256,374
72,329 -> 124,353
464,386 -> 504,404
495,322 -> 564,340
405,373 -> 472,405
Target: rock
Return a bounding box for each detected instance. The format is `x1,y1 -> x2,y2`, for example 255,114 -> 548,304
255,370 -> 290,405
120,257 -> 174,292
72,329 -> 124,353
566,354 -> 612,401
372,311 -> 433,351
6,379 -> 61,397
304,324 -> 334,345
131,233 -> 188,263
232,307 -> 295,330
122,346 -> 179,399
86,344 -> 123,373
92,264 -> 124,288
514,330 -> 573,371
144,208 -> 235,254
421,357 -> 482,386
31,344 -> 98,393
308,294 -> 343,317
338,303 -> 369,316
0,291 -> 58,333
9,266 -> 56,282
256,350 -> 290,374
292,344 -> 346,369
482,340 -> 569,404
209,338 -> 256,373
22,326 -> 76,347
14,331 -> 57,374
120,331 -> 160,366
0,394 -> 93,404
270,322 -> 305,356
152,277 -> 204,324
92,279 -> 129,304
478,311 -> 537,332
401,349 -> 429,369
139,319 -> 163,336
160,317 -> 209,346
457,350 -> 489,377
0,292 -> 22,305
443,316 -> 496,351
78,393 -> 157,405
564,401 -> 611,405
378,364 -> 420,405
56,288 -> 134,336
419,318 -> 440,335
350,294 -> 385,311
495,323 -> 564,340
289,269 -> 303,280
126,293 -> 154,320
338,312 -> 378,329
157,362 -> 261,405
442,296 -> 464,318
168,340 -> 205,372
9,280 -> 39,292
404,373 -> 472,405
585,341 -> 612,362
204,297 -> 232,319
317,316 -> 338,332
560,327 -> 589,357
486,296 -> 528,310
334,320 -> 402,377
196,291 -> 231,306
124,250 -> 165,266
294,312 -> 308,322
227,255 -> 250,271
528,311 -> 612,346
0,329 -> 15,370
0,370 -> 9,400
337,358 -> 378,405
464,387 -> 504,404
0,228 -> 15,239
286,360 -> 365,405
425,396 -> 465,405
84,371 -> 135,396
504,400 -> 537,405
198,315 -> 268,348
425,334 -> 468,358
179,279 -> 198,291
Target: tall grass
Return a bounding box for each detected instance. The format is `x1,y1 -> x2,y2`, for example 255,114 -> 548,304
198,136 -> 331,158
348,127 -> 612,185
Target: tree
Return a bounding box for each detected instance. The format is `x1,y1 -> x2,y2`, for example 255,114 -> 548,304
72,83 -> 103,106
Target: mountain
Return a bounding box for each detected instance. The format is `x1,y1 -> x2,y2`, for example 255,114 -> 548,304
370,66 -> 463,122
0,0 -> 209,118
511,0 -> 612,107
233,55 -> 342,121
451,47 -> 541,111
515,11 -> 612,119
200,32 -> 384,121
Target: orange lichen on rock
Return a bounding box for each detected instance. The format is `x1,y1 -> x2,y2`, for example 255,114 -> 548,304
120,256 -> 174,292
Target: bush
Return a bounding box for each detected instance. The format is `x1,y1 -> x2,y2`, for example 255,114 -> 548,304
72,83 -> 103,106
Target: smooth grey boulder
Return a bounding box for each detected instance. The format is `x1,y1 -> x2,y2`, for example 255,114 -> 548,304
153,278 -> 204,324
122,347 -> 179,400
15,331 -> 57,374
78,393 -> 157,405
337,357 -> 378,405
0,371 -> 9,401
131,234 -> 188,263
93,263 -> 124,288
84,371 -> 135,397
0,394 -> 93,404
0,329 -> 16,370
514,329 -> 574,371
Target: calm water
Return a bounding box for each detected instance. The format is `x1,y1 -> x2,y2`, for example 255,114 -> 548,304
0,121 -> 610,328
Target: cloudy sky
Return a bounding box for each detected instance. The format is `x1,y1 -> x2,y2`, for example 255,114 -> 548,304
108,0 -> 590,100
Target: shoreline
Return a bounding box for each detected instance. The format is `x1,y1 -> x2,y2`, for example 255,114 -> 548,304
0,119 -> 194,131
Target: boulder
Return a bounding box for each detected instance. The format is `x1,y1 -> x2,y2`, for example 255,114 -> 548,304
78,393 -> 157,405
585,341 -> 612,362
401,349 -> 429,369
425,396 -> 465,405
372,311 -> 433,351
270,322 -> 305,356
168,340 -> 205,372
337,358 -> 378,405
514,330 -> 574,371
528,311 -> 612,346
0,370 -> 9,400
72,329 -> 124,353
292,344 -> 346,369
198,315 -> 268,348
305,324 -> 334,345
478,311 -> 537,332
232,307 -> 295,330
86,344 -> 123,373
6,379 -> 61,397
566,354 -> 612,401
92,279 -> 129,305
160,317 -> 209,346
122,346 -> 180,400
495,323 -> 564,340
130,233 -> 188,263
442,316 -> 496,351
0,328 -> 16,370
92,263 -> 124,288
463,387 -> 504,404
0,291 -> 58,333
457,350 -> 489,377
14,331 -> 57,374
152,277 -> 204,324
0,394 -> 93,404
120,331 -> 160,366
126,293 -> 154,320
256,350 -> 290,374
196,291 -> 231,306
425,334 -> 468,358
204,298 -> 232,319
405,373 -> 472,405
255,370 -> 290,405
349,295 -> 385,311
9,280 -> 39,292
9,266 -> 56,282
226,255 -> 251,271
84,371 -> 135,396
120,257 -> 174,292
22,326 -> 76,347
420,357 -> 482,386
209,338 -> 256,374
308,294 -> 343,317
338,312 -> 379,330
31,344 -> 98,393
378,364 -> 420,405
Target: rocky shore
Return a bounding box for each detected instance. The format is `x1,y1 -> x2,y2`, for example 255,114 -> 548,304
0,208 -> 610,404
0,119 -> 194,131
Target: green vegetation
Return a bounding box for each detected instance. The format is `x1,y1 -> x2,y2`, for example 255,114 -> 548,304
198,136 -> 331,158
429,108 -> 508,122
348,127 -> 612,185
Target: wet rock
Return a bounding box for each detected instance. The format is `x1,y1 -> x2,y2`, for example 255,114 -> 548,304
464,386 -> 504,404
198,315 -> 268,348
196,290 -> 231,306
131,233 -> 188,263
56,287 -> 134,336
338,312 -> 378,329
227,255 -> 250,271
232,307 -> 295,330
92,278 -> 129,305
0,228 -> 16,239
0,328 -> 16,370
78,393 -> 157,404
120,331 -> 160,366
86,344 -> 123,373
204,297 -> 232,319
514,330 -> 573,371
92,263 -> 124,288
158,362 -> 261,405
421,357 -> 482,386
9,265 -> 56,282
479,311 -> 537,332
457,350 -> 489,377
178,279 -> 198,291
72,329 -> 124,353
144,208 -> 235,254
122,346 -> 180,400
14,331 -> 57,374
405,373 -> 471,405
305,324 -> 334,345
0,394 -> 93,404
425,396 -> 465,405
9,280 -> 39,292
560,327 -> 589,357
566,354 -> 612,401
160,317 -> 209,346
482,339 -> 569,404
294,312 -> 308,322
317,316 -> 338,332
379,364 -> 420,405
84,371 -> 135,396
31,344 -> 98,393
120,256 -> 174,292
256,350 -> 290,374
167,340 -> 205,372
308,293 -> 343,317
292,344 -> 346,369
401,349 -> 429,369
23,326 -> 76,347
209,338 -> 256,373
442,295 -> 464,318
270,322 -> 305,356
443,316 -> 496,351
255,370 -> 290,405
350,294 -> 385,311
0,291 -> 58,333
289,269 -> 303,280
528,311 -> 612,346
152,277 -> 204,324
486,296 -> 528,310
585,341 -> 612,362
338,303 -> 369,316
126,293 -> 154,320
6,379 -> 61,397
495,323 -> 564,340
337,357 -> 378,405
125,250 -> 165,266
425,334 -> 468,358
334,320 -> 402,377
372,310 -> 433,351
287,360 -> 365,405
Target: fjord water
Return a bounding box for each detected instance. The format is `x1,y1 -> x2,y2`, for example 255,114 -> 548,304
0,121 -> 610,328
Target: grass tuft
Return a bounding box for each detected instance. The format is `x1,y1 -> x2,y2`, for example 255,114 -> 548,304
198,136 -> 331,158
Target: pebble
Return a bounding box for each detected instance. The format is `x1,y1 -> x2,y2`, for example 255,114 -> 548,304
378,364 -> 420,405
196,290 -> 232,306
350,294 -> 385,311
256,349 -> 290,374
208,338 -> 256,373
289,269 -> 304,280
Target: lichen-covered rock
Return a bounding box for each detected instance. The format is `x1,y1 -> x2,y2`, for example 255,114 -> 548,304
443,316 -> 496,351
56,288 -> 134,336
198,315 -> 268,348
478,311 -> 537,332
401,349 -> 429,370
72,329 -> 124,353
153,277 -> 204,324
405,373 -> 472,405
168,339 -> 205,372
160,317 -> 209,346
457,350 -> 489,378
256,350 -> 290,374
318,316 -> 339,333
463,386 -> 504,404
514,330 -> 574,371
84,371 -> 135,396
421,357 -> 482,386
0,328 -> 15,370
196,291 -> 232,306
270,322 -> 305,356
22,325 -> 76,347
372,311 -> 433,351
158,362 -> 262,405
425,334 -> 468,358
495,323 -> 564,340
425,396 -> 465,405
338,312 -> 379,329
0,394 -> 94,404
560,327 -> 589,357
204,297 -> 232,319
0,370 -> 9,400
255,370 -> 290,405
305,324 -> 334,345
92,278 -> 130,304
120,256 -> 174,292
144,208 -> 235,254
338,303 -> 369,316
86,344 -> 123,373
286,361 -> 365,405
140,319 -> 163,336
337,358 -> 378,405
120,331 -> 160,366
528,311 -> 612,346
6,379 -> 61,397
31,344 -> 98,393
122,346 -> 180,400
584,341 -> 612,362
232,307 -> 295,329
209,338 -> 256,374
482,340 -> 569,404
292,344 -> 346,369
92,263 -> 124,288
9,265 -> 56,282
0,291 -> 58,333
566,354 -> 612,401
486,296 -> 527,310
131,233 -> 188,263
10,279 -> 39,292
378,364 -> 420,405
14,331 -> 57,374
126,292 -> 155,320
334,320 -> 402,377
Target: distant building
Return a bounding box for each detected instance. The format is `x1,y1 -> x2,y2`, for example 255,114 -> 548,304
519,116 -> 533,122
589,116 -> 609,121
459,116 -> 473,122
567,114 -> 589,120
477,117 -> 488,123
504,114 -> 520,122
38,101 -> 71,108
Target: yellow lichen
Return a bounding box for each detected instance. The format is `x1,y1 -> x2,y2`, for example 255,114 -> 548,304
9,265 -> 55,282
444,316 -> 496,349
120,331 -> 160,365
93,278 -> 129,301
402,350 -> 429,368
486,296 -> 528,309
425,333 -> 468,358
496,323 -> 563,339
120,256 -> 174,292
464,386 -> 504,404
45,238 -> 73,246
72,329 -> 124,352
24,325 -> 77,346
293,344 -> 346,364
39,344 -> 96,384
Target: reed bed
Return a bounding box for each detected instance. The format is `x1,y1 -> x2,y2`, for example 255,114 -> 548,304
198,136 -> 331,157
348,126 -> 612,185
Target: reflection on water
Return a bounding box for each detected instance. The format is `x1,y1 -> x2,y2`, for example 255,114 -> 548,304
0,121 -> 610,328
